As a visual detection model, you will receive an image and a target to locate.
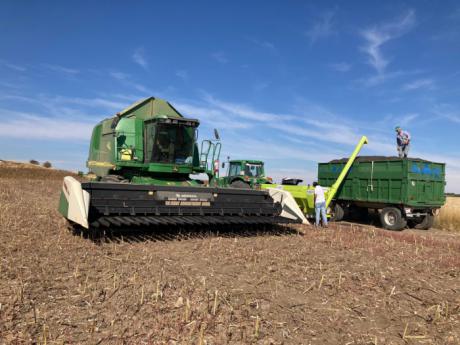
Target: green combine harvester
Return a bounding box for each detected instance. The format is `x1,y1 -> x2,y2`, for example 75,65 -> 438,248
58,97 -> 307,231
218,159 -> 273,189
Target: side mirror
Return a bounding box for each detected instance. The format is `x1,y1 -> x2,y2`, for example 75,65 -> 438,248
214,128 -> 220,140
222,162 -> 225,168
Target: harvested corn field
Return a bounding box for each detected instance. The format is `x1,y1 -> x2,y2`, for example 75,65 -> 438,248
0,163 -> 459,344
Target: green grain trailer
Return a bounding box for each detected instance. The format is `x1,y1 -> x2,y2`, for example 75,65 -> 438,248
318,157 -> 446,230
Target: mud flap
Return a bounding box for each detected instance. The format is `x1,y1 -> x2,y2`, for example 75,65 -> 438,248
59,176 -> 90,229
267,188 -> 309,224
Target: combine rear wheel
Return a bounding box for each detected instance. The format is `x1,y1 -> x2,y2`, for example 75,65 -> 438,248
380,207 -> 407,231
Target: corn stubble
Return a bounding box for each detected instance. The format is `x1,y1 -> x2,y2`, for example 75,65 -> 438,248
0,163 -> 459,344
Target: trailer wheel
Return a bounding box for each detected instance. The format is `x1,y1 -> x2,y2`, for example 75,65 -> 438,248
380,207 -> 407,230
412,214 -> 434,230
230,180 -> 251,189
331,204 -> 345,221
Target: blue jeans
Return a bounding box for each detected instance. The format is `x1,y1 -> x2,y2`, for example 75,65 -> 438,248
315,202 -> 327,226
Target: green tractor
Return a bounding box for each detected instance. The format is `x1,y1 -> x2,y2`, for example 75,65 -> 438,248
58,97 -> 307,231
219,159 -> 273,189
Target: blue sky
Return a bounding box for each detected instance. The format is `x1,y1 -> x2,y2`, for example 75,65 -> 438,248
1,1 -> 459,191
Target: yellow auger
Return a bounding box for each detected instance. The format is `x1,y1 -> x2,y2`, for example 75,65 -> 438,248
261,136 -> 368,219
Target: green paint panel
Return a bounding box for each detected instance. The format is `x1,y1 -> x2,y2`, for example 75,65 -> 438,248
318,158 -> 446,208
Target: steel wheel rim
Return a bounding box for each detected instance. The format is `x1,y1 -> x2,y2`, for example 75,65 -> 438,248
384,211 -> 396,226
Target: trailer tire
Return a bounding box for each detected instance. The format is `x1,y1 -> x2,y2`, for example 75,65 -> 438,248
230,180 -> 251,189
413,214 -> 435,230
331,204 -> 345,221
380,207 -> 406,231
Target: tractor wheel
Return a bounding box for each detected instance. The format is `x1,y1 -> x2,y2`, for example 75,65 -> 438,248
230,180 -> 251,189
331,204 -> 345,221
409,214 -> 434,230
380,207 -> 407,231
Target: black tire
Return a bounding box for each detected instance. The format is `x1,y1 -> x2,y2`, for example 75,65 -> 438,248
380,207 -> 407,231
230,180 -> 251,189
331,204 -> 345,221
413,214 -> 434,230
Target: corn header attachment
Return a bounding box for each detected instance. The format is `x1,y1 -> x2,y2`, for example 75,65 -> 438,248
59,176 -> 307,230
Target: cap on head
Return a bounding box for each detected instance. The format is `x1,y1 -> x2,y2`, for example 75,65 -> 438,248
395,126 -> 401,132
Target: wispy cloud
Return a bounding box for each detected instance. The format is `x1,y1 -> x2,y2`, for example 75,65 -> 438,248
0,109 -> 93,140
110,71 -> 130,80
109,70 -> 155,94
175,70 -> 189,81
0,93 -> 127,118
198,93 -> 395,155
0,59 -> 27,72
132,47 -> 148,69
252,81 -> 270,92
211,52 -> 229,64
329,62 -> 351,72
248,38 -> 277,53
402,78 -> 434,91
399,113 -> 419,126
433,105 -> 460,124
305,9 -> 336,44
360,10 -> 415,81
42,64 -> 79,75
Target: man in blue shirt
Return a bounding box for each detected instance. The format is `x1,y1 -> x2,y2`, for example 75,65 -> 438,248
395,126 -> 411,158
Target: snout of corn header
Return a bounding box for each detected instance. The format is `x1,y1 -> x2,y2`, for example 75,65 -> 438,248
266,188 -> 309,225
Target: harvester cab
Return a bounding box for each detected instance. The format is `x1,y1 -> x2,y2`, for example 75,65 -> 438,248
220,160 -> 273,189
58,97 -> 308,232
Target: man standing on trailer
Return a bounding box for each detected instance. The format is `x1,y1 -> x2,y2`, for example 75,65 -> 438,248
395,126 -> 411,158
313,181 -> 328,228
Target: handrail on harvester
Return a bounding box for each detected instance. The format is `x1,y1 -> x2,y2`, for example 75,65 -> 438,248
325,136 -> 368,208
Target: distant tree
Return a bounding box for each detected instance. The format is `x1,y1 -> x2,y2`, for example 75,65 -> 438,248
43,161 -> 52,168
29,159 -> 40,165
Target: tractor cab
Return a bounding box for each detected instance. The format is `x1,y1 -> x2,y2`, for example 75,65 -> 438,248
221,159 -> 272,189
